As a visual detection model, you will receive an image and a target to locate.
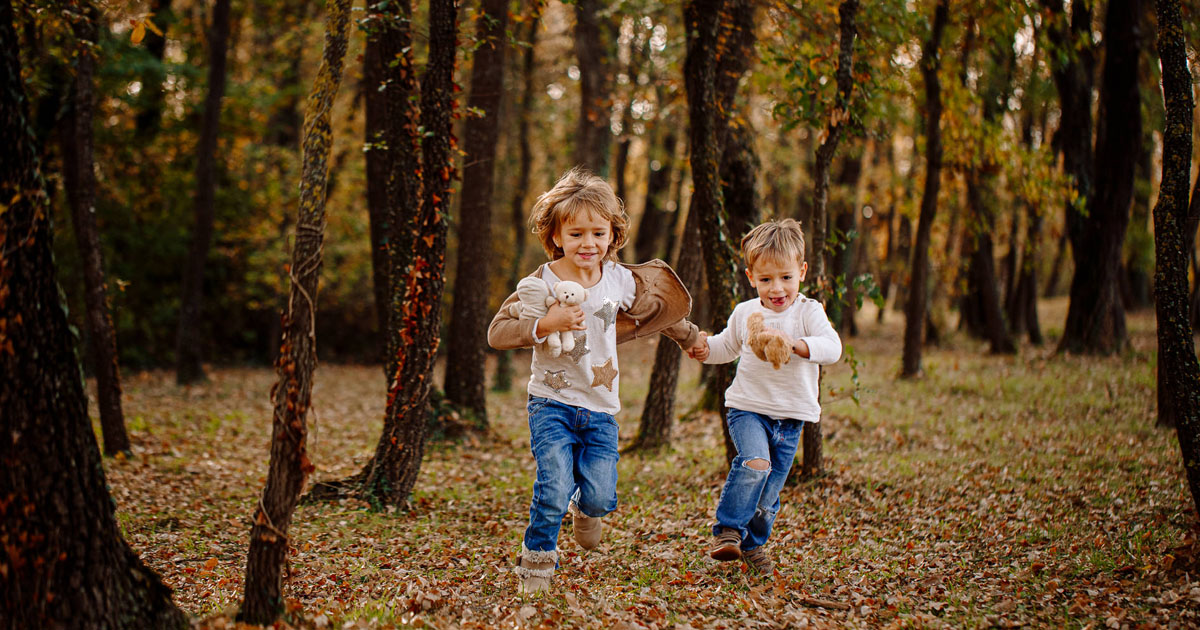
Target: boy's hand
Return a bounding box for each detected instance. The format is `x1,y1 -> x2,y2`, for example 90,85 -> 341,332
792,337 -> 810,359
537,302 -> 586,336
688,333 -> 710,361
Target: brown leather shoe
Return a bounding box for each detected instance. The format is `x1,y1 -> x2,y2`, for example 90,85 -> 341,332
570,502 -> 603,550
709,527 -> 742,561
743,545 -> 774,575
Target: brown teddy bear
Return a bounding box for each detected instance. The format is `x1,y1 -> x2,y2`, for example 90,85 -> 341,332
746,312 -> 792,369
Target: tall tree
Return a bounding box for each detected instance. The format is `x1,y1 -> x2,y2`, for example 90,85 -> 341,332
493,10 -> 541,393
632,128 -> 678,262
238,0 -> 353,622
574,0 -> 615,175
802,0 -> 858,474
626,205 -> 702,452
357,0 -> 459,508
175,0 -> 232,384
901,0 -> 948,378
1151,0 -> 1200,514
444,0 -> 510,423
0,0 -> 186,624
60,0 -> 130,456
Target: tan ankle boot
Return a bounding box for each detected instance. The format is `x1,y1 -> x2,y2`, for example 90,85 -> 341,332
517,545 -> 557,594
570,502 -> 603,550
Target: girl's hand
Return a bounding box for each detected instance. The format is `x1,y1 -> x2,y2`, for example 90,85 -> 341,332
536,302 -> 586,337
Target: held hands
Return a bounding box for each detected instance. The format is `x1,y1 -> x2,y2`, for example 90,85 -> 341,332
687,332 -> 710,361
536,302 -> 587,337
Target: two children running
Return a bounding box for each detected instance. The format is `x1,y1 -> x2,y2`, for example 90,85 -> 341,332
488,168 -> 842,594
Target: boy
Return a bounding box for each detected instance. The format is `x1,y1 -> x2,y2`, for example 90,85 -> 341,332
690,218 -> 842,574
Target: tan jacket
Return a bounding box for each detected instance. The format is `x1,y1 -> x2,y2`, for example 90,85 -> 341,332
487,259 -> 701,351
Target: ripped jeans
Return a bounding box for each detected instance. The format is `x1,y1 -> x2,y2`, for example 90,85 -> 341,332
712,408 -> 805,551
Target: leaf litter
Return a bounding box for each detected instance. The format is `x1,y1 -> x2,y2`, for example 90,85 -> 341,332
97,300 -> 1199,628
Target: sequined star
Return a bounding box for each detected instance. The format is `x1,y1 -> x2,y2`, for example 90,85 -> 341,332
565,331 -> 590,364
593,298 -> 618,332
543,370 -> 571,393
590,358 -> 618,392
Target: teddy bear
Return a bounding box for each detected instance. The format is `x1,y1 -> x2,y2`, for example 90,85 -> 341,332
746,311 -> 792,369
508,278 -> 589,357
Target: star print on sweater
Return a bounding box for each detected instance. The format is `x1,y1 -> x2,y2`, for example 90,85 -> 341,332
590,358 -> 617,392
593,298 -> 618,332
565,331 -> 590,364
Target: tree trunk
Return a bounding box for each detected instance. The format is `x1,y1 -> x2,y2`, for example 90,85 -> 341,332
1151,0 -> 1200,513
175,0 -> 232,384
60,2 -> 130,457
134,0 -> 173,139
574,0 -> 614,176
237,0 -> 351,623
444,0 -> 509,423
0,1 -> 187,623
901,0 -> 947,378
626,204 -> 703,453
358,0 -> 458,508
494,11 -> 540,393
1057,0 -> 1140,355
632,129 -> 678,262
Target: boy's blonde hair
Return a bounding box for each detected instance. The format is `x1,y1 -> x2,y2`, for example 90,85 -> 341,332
529,167 -> 628,262
740,218 -> 806,270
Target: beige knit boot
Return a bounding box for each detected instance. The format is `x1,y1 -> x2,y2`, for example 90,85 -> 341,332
570,502 -> 603,551
516,545 -> 557,595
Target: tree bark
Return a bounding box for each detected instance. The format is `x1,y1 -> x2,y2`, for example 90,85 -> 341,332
1057,0 -> 1140,355
175,0 -> 232,384
574,0 -> 614,176
493,10 -> 541,393
60,1 -> 130,456
357,0 -> 458,509
1150,0 -> 1200,513
632,129 -> 678,263
901,0 -> 947,378
444,0 -> 509,423
238,0 -> 352,622
0,0 -> 187,624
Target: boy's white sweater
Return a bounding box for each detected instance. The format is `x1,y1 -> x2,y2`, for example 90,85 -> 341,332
703,294 -> 842,422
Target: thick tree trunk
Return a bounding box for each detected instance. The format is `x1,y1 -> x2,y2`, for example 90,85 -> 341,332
358,0 -> 458,508
493,12 -> 540,393
1151,0 -> 1200,513
901,0 -> 947,378
626,204 -> 703,453
60,2 -> 130,457
574,0 -> 614,176
0,1 -> 187,624
444,0 -> 509,423
134,0 -> 173,139
364,25 -> 390,361
175,0 -> 232,384
1058,0 -> 1140,355
238,0 -> 351,623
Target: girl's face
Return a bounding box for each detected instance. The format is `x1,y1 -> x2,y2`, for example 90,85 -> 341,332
553,210 -> 613,273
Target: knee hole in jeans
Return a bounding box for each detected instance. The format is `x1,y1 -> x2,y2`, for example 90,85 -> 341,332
744,458 -> 770,471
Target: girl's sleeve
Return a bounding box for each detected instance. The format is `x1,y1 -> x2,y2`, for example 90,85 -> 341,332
487,290 -> 538,350
702,308 -> 743,365
797,302 -> 842,365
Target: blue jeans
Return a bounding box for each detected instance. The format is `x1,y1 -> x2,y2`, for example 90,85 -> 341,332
523,397 -> 620,552
712,408 -> 804,550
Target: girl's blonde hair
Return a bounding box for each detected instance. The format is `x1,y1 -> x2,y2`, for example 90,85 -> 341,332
529,167 -> 628,262
740,218 -> 806,271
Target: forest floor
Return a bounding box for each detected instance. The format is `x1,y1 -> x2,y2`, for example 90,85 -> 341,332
99,297 -> 1200,629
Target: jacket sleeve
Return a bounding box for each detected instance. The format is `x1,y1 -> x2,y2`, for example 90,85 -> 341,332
660,318 -> 700,350
702,309 -> 742,365
487,291 -> 539,350
798,302 -> 842,365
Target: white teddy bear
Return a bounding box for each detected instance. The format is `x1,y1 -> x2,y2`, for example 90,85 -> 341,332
508,278 -> 589,357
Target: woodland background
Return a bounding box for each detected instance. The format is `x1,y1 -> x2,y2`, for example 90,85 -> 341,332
5,0 -> 1200,627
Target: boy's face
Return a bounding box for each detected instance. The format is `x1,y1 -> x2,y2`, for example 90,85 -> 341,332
553,210 -> 612,273
746,255 -> 807,313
